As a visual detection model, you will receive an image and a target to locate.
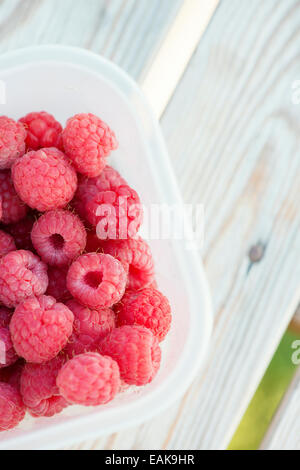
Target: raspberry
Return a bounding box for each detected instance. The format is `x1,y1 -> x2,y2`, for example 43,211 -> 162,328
81,166 -> 126,194
20,357 -> 67,417
62,113 -> 118,177
0,170 -> 28,224
85,184 -> 143,239
115,288 -> 171,342
73,166 -> 127,219
0,307 -> 13,328
29,395 -> 66,418
99,325 -> 161,386
19,111 -> 63,151
0,116 -> 26,170
0,326 -> 18,369
0,383 -> 25,431
12,147 -> 77,212
6,213 -> 36,250
67,253 -> 127,309
0,250 -> 48,308
57,352 -> 121,406
0,229 -> 16,257
46,266 -> 70,302
31,210 -> 86,267
64,299 -> 115,358
99,237 -> 155,290
10,295 -> 74,363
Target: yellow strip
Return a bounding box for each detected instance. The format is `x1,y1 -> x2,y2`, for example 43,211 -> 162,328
141,0 -> 219,118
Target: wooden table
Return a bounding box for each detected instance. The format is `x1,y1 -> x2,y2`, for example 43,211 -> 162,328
1,0 -> 300,450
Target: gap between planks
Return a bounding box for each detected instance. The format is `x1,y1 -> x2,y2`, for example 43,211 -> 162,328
140,0 -> 220,119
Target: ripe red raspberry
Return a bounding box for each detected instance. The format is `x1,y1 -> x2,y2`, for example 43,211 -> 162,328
57,353 -> 121,406
6,213 -> 36,251
64,299 -> 115,358
12,147 -> 77,212
19,111 -> 63,151
67,253 -> 127,309
0,307 -> 13,328
99,237 -> 155,290
10,295 -> 74,363
99,325 -> 161,386
73,166 -> 127,219
62,113 -> 118,177
20,357 -> 68,418
46,266 -> 70,302
31,210 -> 86,267
0,383 -> 25,431
0,170 -> 28,224
115,288 -> 171,342
0,116 -> 26,169
0,326 -> 18,369
0,250 -> 48,308
86,184 -> 143,239
0,229 -> 16,257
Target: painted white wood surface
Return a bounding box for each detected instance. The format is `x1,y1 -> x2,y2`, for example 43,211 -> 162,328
1,0 -> 300,450
261,367 -> 300,449
154,0 -> 300,449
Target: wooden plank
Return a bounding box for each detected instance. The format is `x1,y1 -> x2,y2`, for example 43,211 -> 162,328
0,0 -> 183,79
261,367 -> 300,450
153,0 -> 300,449
156,0 -> 300,449
82,0 -> 300,450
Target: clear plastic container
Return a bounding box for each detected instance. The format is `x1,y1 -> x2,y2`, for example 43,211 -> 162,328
0,46 -> 213,449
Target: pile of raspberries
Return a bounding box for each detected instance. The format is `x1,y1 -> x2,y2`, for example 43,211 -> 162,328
0,111 -> 172,432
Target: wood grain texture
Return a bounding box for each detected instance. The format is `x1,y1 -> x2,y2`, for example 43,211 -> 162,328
261,367 -> 300,449
79,0 -> 300,449
156,0 -> 300,449
0,0 -> 182,79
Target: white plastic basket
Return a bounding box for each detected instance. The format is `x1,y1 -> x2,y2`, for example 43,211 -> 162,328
0,46 -> 213,450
